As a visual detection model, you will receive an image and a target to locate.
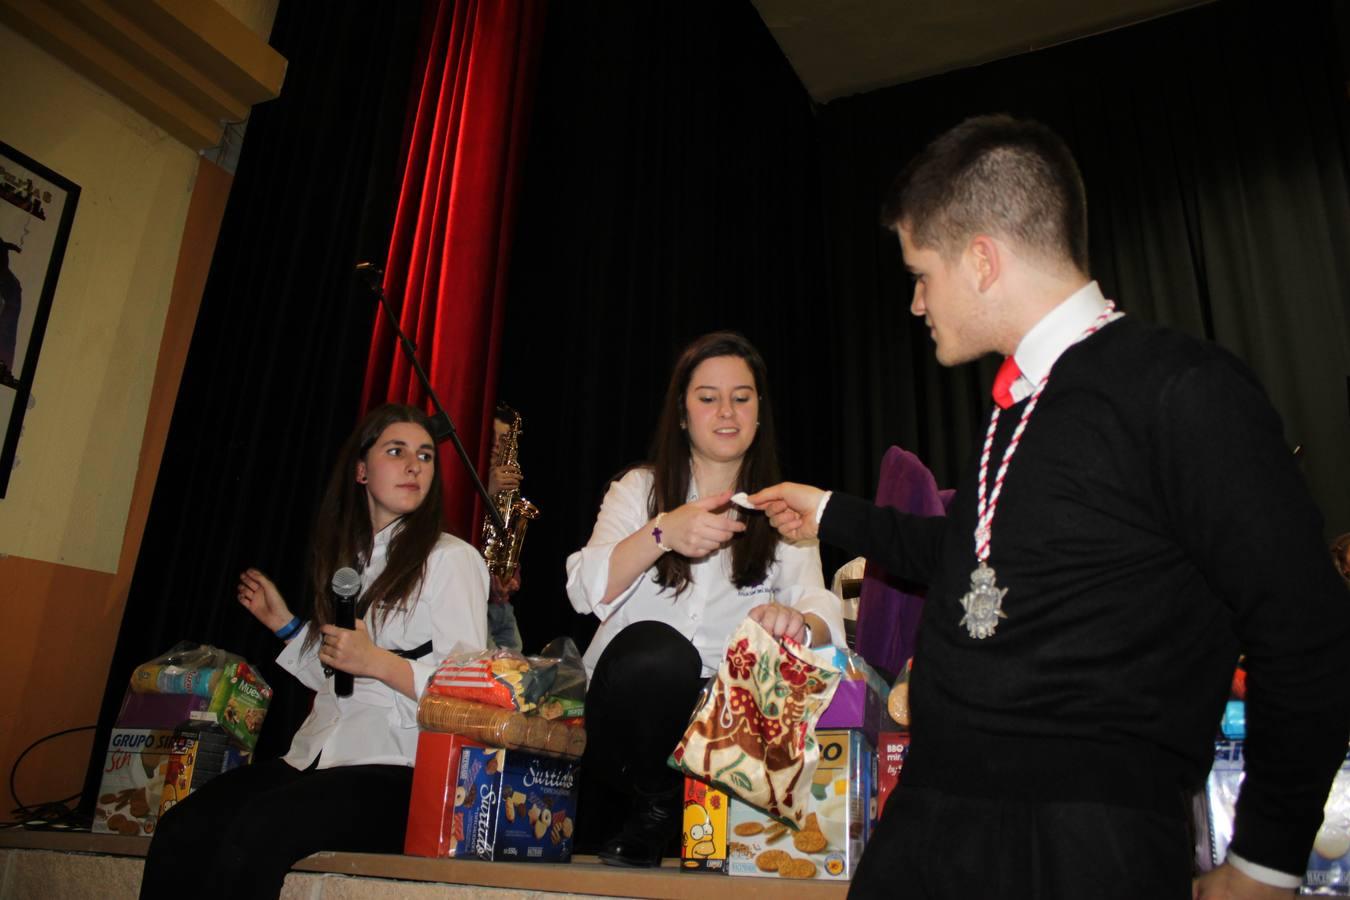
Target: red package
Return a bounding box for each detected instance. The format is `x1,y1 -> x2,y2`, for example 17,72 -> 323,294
404,731 -> 485,857
426,652 -> 535,711
876,732 -> 910,821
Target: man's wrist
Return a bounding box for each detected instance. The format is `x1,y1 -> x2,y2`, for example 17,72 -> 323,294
1226,852 -> 1302,889
813,491 -> 833,527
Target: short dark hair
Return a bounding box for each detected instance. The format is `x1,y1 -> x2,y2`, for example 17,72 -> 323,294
881,114 -> 1089,273
646,331 -> 781,594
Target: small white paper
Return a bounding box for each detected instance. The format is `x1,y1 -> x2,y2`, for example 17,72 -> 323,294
731,492 -> 757,510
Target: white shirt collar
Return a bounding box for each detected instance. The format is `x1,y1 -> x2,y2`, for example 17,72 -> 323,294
1008,280 -> 1110,403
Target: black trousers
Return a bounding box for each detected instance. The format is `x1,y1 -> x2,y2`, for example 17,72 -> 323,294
849,784 -> 1193,900
139,757 -> 414,900
575,620 -> 705,850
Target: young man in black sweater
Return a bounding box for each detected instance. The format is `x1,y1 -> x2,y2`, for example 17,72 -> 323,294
753,115 -> 1350,900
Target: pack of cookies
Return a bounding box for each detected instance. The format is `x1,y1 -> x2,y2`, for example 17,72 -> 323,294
452,746 -> 579,862
93,726 -> 177,836
725,729 -> 875,881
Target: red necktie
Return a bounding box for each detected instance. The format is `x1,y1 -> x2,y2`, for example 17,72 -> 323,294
992,356 -> 1021,409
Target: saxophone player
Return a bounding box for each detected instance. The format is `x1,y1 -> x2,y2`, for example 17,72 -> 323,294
484,404 -> 524,651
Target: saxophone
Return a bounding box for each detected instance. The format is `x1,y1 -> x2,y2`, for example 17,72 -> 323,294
481,409 -> 539,578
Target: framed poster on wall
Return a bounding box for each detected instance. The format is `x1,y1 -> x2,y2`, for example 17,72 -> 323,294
0,140 -> 80,498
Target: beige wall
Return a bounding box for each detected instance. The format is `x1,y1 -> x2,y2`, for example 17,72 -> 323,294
0,23 -> 198,571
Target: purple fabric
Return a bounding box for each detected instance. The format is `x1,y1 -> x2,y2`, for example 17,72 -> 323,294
854,446 -> 948,677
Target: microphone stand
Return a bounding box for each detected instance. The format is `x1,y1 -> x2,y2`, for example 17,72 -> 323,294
356,262 -> 506,535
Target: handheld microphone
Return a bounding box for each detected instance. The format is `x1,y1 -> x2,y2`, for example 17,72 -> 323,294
331,566 -> 361,698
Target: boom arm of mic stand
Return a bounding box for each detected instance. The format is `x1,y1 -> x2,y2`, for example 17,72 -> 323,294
367,278 -> 507,536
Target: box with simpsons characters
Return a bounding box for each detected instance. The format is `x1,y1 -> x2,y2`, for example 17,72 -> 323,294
681,777 -> 730,871
453,746 -> 579,861
726,729 -> 874,881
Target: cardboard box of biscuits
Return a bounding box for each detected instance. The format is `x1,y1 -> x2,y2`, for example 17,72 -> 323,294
453,745 -> 579,862
726,729 -> 875,881
94,727 -> 179,836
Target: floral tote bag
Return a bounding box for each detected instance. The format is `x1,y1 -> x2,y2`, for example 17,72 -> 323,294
669,617 -> 841,827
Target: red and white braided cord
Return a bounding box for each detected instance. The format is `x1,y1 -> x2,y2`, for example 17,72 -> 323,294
974,303 -> 1121,562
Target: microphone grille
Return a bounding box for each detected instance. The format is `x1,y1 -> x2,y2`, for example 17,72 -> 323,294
331,567 -> 362,598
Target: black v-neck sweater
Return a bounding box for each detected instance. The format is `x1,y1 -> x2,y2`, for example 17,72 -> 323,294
821,316 -> 1350,874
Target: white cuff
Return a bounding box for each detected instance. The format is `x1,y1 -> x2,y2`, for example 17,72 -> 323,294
1226,851 -> 1303,889
814,491 -> 833,527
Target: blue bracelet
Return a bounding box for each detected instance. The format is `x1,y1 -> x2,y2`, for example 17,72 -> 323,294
274,616 -> 303,640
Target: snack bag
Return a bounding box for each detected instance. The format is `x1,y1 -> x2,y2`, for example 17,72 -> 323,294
530,637 -> 587,719
130,641 -> 232,698
669,618 -> 842,828
425,638 -> 587,714
207,660 -> 273,752
427,650 -> 538,711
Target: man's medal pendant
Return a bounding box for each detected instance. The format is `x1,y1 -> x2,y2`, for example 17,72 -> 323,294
959,561 -> 1008,639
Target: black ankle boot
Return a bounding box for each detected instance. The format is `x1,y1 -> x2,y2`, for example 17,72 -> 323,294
596,786 -> 681,868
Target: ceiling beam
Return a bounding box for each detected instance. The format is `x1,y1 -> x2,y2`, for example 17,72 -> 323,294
0,0 -> 285,151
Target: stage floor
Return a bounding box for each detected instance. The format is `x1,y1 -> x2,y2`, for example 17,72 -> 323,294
0,829 -> 852,899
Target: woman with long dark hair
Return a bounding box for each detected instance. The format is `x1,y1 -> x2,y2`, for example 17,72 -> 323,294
566,332 -> 844,867
141,403 -> 488,899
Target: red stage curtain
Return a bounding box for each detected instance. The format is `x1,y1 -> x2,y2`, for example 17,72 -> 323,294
362,0 -> 547,539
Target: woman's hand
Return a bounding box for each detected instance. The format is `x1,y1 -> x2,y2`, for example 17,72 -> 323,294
660,491 -> 746,559
318,620 -> 384,678
749,602 -> 808,644
318,621 -> 416,699
238,568 -> 292,633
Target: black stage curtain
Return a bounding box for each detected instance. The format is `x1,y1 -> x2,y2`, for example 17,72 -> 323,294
502,0 -> 1350,659
80,0 -> 425,811
497,0 -> 831,655
817,0 -> 1350,525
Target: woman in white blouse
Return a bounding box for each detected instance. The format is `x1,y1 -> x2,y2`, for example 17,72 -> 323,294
566,332 -> 843,868
141,404 -> 488,900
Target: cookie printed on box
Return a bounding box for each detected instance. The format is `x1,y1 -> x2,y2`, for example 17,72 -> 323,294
94,728 -> 177,836
726,729 -> 874,881
453,747 -> 579,862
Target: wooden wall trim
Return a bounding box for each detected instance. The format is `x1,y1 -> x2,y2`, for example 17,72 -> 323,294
0,0 -> 285,150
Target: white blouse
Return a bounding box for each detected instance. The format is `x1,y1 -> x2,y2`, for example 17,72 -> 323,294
566,467 -> 844,678
276,527 -> 489,769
